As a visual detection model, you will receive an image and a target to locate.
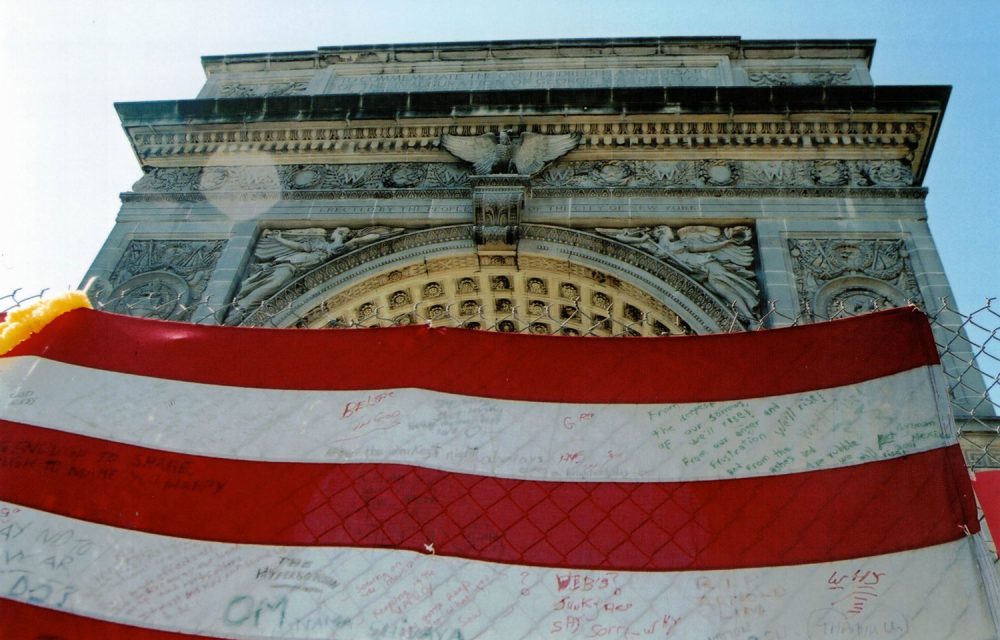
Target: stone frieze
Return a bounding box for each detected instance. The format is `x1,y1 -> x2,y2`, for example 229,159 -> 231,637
132,163 -> 470,194
217,81 -> 310,98
746,70 -> 854,87
130,159 -> 914,196
538,159 -> 912,189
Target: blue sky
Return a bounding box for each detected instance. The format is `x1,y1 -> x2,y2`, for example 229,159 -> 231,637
1,0 -> 996,316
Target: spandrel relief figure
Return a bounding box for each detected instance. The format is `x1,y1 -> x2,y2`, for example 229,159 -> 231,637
233,226 -> 402,312
598,225 -> 759,318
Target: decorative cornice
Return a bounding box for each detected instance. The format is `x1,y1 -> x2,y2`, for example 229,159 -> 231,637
116,85 -> 947,183
200,37 -> 875,73
123,113 -> 930,162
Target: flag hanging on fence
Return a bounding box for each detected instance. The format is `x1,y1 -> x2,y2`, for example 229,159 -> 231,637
0,305 -> 998,639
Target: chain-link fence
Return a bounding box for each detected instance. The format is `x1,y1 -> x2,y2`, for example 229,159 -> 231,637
3,287 -> 1000,635
4,285 -> 997,428
4,286 -> 1000,494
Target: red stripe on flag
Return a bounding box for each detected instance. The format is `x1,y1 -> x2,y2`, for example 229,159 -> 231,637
973,470 -> 1000,539
0,421 -> 976,571
0,598 -> 211,639
5,307 -> 939,402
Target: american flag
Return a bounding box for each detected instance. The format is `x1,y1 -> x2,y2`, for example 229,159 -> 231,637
0,306 -> 997,638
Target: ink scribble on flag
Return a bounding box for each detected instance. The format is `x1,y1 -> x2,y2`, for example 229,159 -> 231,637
0,306 -> 997,638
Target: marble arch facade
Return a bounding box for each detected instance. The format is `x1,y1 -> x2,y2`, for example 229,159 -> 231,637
82,36 -> 992,419
232,224 -> 737,334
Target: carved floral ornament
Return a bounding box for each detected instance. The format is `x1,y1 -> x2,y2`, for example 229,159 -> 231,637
473,186 -> 524,248
217,81 -> 310,98
746,70 -> 854,87
130,159 -> 915,196
537,159 -> 912,189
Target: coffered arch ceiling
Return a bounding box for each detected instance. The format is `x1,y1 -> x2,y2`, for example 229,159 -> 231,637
235,225 -> 739,334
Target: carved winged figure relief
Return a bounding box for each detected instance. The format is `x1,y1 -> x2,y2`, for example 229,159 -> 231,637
233,226 -> 403,312
440,130 -> 581,175
597,225 -> 759,318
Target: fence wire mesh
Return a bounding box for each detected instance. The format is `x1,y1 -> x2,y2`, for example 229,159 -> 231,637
3,287 -> 1000,637
4,286 -> 998,458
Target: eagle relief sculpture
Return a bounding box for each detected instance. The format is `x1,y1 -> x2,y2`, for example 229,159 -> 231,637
231,226 -> 403,316
440,130 -> 581,176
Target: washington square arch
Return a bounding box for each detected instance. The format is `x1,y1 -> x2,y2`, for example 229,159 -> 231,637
82,36 -> 990,420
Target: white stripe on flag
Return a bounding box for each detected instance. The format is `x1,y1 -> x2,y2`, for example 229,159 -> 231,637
0,357 -> 952,481
0,502 -> 994,640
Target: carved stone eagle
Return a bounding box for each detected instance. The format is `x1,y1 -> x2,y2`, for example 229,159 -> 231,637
440,130 -> 581,176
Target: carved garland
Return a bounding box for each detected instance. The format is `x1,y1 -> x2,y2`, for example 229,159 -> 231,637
130,159 -> 915,198
746,70 -> 854,86
217,81 -> 310,98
